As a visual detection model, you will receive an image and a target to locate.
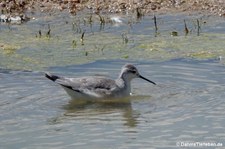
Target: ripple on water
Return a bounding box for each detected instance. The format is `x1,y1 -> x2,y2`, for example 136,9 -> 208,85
1,59 -> 225,148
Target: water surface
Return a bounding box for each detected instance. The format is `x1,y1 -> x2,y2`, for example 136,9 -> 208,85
1,12 -> 225,70
1,11 -> 225,148
0,59 -> 225,148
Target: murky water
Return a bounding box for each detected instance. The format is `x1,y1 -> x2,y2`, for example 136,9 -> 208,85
1,11 -> 225,148
0,59 -> 225,148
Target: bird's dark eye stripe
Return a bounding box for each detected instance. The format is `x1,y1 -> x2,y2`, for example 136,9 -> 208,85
129,70 -> 136,73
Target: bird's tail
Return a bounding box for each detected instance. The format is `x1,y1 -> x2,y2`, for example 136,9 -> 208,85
45,72 -> 60,82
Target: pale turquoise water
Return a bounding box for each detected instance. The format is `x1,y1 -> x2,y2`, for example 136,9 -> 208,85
0,59 -> 225,148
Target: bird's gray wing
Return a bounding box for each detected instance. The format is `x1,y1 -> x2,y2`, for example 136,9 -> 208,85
45,72 -> 118,97
64,77 -> 118,97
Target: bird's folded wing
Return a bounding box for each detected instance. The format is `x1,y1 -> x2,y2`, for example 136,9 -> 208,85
56,77 -> 117,97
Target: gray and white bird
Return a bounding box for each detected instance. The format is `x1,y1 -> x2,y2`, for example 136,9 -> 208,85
45,64 -> 156,99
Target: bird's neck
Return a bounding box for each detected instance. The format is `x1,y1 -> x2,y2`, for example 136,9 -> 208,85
117,74 -> 132,94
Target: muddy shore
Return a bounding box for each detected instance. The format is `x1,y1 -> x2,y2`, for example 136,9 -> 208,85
0,0 -> 224,17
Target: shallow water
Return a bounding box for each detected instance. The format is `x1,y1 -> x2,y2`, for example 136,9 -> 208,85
1,11 -> 225,148
0,59 -> 225,148
0,12 -> 225,70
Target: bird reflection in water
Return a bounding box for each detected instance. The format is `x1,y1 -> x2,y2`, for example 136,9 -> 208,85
48,97 -> 142,128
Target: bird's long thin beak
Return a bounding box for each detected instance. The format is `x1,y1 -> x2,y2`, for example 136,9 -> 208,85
139,75 -> 156,85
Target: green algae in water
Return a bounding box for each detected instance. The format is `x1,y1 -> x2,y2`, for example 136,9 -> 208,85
0,13 -> 225,70
0,44 -> 19,55
187,51 -> 217,59
139,33 -> 225,60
